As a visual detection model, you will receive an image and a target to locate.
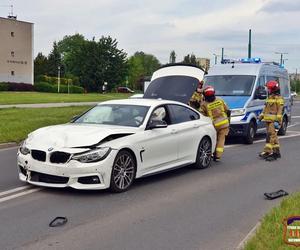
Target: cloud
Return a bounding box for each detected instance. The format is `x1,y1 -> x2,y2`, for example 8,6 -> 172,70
260,0 -> 300,13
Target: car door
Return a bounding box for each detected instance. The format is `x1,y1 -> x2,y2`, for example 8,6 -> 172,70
137,106 -> 179,174
168,104 -> 205,161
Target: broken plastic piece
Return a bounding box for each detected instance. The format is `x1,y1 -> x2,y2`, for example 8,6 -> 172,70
264,190 -> 288,200
49,217 -> 68,227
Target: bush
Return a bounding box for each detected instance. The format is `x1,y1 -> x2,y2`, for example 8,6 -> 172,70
34,82 -> 84,93
0,82 -> 34,91
35,75 -> 74,85
0,82 -> 9,91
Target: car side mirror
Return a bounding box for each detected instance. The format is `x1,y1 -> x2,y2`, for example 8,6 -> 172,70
255,87 -> 267,100
148,120 -> 168,130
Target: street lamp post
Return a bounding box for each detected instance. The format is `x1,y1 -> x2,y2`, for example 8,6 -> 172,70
57,66 -> 61,93
275,52 -> 288,65
213,54 -> 218,64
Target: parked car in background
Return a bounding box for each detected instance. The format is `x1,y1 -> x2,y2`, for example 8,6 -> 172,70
117,87 -> 134,93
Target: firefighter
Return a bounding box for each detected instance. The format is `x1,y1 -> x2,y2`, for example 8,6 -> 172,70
200,86 -> 231,162
258,80 -> 284,161
189,80 -> 204,110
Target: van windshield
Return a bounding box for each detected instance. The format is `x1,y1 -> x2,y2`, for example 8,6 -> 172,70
204,75 -> 256,96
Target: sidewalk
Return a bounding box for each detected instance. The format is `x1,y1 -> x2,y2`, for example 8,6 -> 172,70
0,102 -> 99,109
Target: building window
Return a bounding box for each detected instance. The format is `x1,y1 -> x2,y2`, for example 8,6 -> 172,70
11,71 -> 15,76
11,51 -> 15,57
11,32 -> 15,37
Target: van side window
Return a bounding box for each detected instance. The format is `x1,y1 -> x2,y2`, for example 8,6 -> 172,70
258,76 -> 266,87
279,78 -> 290,97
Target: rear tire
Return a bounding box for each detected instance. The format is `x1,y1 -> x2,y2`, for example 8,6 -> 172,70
278,116 -> 288,136
194,137 -> 212,169
243,121 -> 256,144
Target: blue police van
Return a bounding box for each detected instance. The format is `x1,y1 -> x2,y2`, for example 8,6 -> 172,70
204,58 -> 292,144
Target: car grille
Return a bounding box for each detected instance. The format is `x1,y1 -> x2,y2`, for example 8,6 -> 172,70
30,171 -> 69,184
31,150 -> 46,162
50,151 -> 71,164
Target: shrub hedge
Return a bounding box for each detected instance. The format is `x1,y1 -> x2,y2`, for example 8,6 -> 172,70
34,82 -> 84,93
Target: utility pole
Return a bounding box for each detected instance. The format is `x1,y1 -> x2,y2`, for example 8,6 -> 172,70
221,48 -> 224,63
248,29 -> 252,58
57,66 -> 61,93
213,54 -> 218,64
275,52 -> 288,65
296,69 -> 298,94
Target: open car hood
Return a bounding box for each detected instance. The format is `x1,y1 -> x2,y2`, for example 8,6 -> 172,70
144,65 -> 204,104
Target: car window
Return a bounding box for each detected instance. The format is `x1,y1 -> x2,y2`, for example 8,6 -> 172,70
148,106 -> 171,125
168,104 -> 200,124
74,104 -> 149,127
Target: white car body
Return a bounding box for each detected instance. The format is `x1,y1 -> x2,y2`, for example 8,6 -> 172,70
17,98 -> 216,191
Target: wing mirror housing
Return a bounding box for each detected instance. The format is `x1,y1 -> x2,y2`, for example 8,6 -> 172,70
148,120 -> 168,130
255,86 -> 267,100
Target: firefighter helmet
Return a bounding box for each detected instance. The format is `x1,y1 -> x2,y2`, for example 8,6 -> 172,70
203,86 -> 215,97
266,80 -> 280,94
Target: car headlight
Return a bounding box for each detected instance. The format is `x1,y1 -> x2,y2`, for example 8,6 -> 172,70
231,108 -> 246,117
71,147 -> 111,163
19,141 -> 30,155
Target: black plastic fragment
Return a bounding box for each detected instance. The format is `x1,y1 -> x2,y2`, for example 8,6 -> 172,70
49,217 -> 68,227
264,190 -> 289,200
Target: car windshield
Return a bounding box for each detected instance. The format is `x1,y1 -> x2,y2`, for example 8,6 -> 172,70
73,104 -> 150,127
204,75 -> 256,96
144,75 -> 199,104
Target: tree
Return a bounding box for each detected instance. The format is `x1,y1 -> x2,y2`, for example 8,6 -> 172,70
182,53 -> 198,66
128,52 -> 161,90
169,50 -> 176,63
34,52 -> 48,78
47,42 -> 62,77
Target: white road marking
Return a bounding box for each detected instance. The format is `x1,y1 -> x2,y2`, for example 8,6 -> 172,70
0,185 -> 32,197
288,122 -> 300,128
236,221 -> 261,250
0,146 -> 19,152
292,116 -> 300,119
0,187 -> 42,204
225,131 -> 300,149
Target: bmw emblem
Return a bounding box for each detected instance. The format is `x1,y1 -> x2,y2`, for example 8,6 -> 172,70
48,147 -> 54,152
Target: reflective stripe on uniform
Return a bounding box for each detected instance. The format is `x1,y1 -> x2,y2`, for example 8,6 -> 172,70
265,143 -> 273,149
214,119 -> 229,127
263,114 -> 281,121
216,147 -> 224,153
273,144 -> 280,148
266,99 -> 284,105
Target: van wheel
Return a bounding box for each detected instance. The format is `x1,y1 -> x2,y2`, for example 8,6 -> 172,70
278,116 -> 288,136
243,121 -> 256,144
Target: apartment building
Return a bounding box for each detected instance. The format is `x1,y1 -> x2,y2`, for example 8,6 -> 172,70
0,16 -> 34,84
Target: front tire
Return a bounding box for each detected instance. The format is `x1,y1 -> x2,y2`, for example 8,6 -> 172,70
110,150 -> 136,193
243,121 -> 256,144
194,137 -> 212,169
278,116 -> 288,136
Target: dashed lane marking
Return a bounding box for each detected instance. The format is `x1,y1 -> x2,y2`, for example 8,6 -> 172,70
0,187 -> 42,204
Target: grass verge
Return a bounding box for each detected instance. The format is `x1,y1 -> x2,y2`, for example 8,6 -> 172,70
0,92 -> 131,105
245,192 -> 300,250
0,106 -> 91,143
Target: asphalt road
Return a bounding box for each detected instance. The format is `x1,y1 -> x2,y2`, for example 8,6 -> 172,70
1,102 -> 300,250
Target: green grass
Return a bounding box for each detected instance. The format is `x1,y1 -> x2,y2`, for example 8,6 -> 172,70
245,192 -> 300,250
0,92 -> 131,105
0,106 -> 91,143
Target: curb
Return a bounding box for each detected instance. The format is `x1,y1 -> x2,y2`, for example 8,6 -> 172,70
0,142 -> 18,149
236,221 -> 261,250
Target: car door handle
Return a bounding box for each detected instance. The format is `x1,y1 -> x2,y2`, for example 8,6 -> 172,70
193,124 -> 200,128
171,129 -> 177,134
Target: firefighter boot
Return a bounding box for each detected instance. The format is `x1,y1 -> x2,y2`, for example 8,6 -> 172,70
265,153 -> 277,161
273,148 -> 281,159
259,152 -> 271,159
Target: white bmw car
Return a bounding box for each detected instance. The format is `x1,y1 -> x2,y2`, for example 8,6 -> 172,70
17,64 -> 216,192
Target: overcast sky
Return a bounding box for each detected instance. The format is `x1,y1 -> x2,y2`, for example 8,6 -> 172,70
1,0 -> 299,72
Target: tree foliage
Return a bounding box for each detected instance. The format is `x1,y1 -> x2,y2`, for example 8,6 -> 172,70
169,50 -> 176,63
128,51 -> 161,90
34,34 -> 128,92
182,53 -> 198,66
34,53 -> 48,78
